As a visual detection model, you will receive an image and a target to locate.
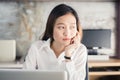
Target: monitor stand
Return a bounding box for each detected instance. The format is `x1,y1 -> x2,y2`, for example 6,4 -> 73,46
88,49 -> 98,55
87,48 -> 109,61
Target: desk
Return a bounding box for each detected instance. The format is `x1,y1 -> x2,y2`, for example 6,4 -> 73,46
88,58 -> 120,80
88,58 -> 120,68
0,61 -> 23,69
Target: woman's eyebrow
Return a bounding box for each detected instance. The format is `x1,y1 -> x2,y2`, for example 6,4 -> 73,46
56,23 -> 64,25
71,23 -> 76,24
57,23 -> 76,25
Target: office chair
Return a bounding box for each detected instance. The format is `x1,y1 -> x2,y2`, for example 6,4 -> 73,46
85,61 -> 89,80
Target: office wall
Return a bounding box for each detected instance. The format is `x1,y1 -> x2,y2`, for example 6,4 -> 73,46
0,2 -> 116,56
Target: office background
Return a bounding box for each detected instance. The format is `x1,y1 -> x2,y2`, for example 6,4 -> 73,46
0,1 -> 116,57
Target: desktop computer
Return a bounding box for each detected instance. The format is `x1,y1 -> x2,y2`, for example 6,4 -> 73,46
82,29 -> 111,61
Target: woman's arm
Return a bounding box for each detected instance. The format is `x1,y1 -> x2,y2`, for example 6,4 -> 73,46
63,32 -> 87,80
62,45 -> 87,80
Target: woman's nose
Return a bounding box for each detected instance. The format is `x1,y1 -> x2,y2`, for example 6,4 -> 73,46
63,28 -> 70,36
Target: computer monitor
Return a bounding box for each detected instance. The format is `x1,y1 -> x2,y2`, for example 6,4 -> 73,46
82,29 -> 111,55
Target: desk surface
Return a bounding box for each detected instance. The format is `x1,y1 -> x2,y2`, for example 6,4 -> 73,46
88,58 -> 120,76
89,71 -> 120,76
88,58 -> 120,67
0,61 -> 23,69
0,58 -> 120,69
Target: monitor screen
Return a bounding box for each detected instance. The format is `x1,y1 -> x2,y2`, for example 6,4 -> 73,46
82,29 -> 111,49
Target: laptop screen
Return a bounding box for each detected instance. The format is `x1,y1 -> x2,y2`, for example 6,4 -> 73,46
0,69 -> 67,80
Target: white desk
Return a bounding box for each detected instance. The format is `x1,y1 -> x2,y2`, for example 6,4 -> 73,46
0,61 -> 23,69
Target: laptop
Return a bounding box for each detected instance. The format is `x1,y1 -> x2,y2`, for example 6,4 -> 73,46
0,69 -> 68,80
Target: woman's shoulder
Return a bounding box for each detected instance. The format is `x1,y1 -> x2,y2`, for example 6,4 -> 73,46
76,43 -> 88,54
76,43 -> 88,57
31,40 -> 48,49
79,43 -> 87,50
33,40 -> 46,45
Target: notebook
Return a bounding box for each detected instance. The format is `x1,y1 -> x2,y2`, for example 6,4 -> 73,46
0,69 -> 68,80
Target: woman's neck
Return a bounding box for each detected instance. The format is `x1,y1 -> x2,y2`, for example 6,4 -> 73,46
51,41 -> 65,58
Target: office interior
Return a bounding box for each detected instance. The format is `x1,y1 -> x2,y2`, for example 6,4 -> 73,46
0,0 -> 120,80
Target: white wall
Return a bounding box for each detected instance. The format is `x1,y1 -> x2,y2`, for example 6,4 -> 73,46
35,2 -> 116,56
0,2 -> 116,56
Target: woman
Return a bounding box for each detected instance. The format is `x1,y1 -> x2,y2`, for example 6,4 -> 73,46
23,4 -> 87,80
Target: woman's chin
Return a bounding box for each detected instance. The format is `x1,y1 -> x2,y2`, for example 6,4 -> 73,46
63,42 -> 70,46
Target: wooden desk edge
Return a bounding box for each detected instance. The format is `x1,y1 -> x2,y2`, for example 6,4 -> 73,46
88,58 -> 120,67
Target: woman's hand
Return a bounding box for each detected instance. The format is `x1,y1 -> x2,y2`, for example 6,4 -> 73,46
65,32 -> 81,57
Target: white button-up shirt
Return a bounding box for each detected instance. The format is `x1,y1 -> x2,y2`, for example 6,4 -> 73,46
23,39 -> 87,80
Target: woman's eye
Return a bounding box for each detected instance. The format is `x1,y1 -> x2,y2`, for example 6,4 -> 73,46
58,26 -> 64,29
70,26 -> 75,29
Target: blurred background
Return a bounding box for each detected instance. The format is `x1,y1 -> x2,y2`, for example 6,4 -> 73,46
0,0 -> 119,80
0,0 -> 117,57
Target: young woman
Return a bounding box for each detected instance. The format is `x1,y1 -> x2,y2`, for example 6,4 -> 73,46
23,4 -> 87,80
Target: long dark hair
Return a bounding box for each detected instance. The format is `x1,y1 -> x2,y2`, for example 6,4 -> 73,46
42,4 -> 80,43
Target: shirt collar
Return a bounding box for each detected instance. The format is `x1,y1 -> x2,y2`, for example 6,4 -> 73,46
42,38 -> 51,49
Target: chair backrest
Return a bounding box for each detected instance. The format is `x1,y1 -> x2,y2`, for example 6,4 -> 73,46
0,40 -> 16,62
85,61 -> 89,80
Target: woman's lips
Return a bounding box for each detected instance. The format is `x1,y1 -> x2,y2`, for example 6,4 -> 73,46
63,38 -> 71,41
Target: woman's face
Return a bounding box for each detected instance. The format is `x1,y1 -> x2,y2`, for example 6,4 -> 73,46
53,13 -> 77,46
